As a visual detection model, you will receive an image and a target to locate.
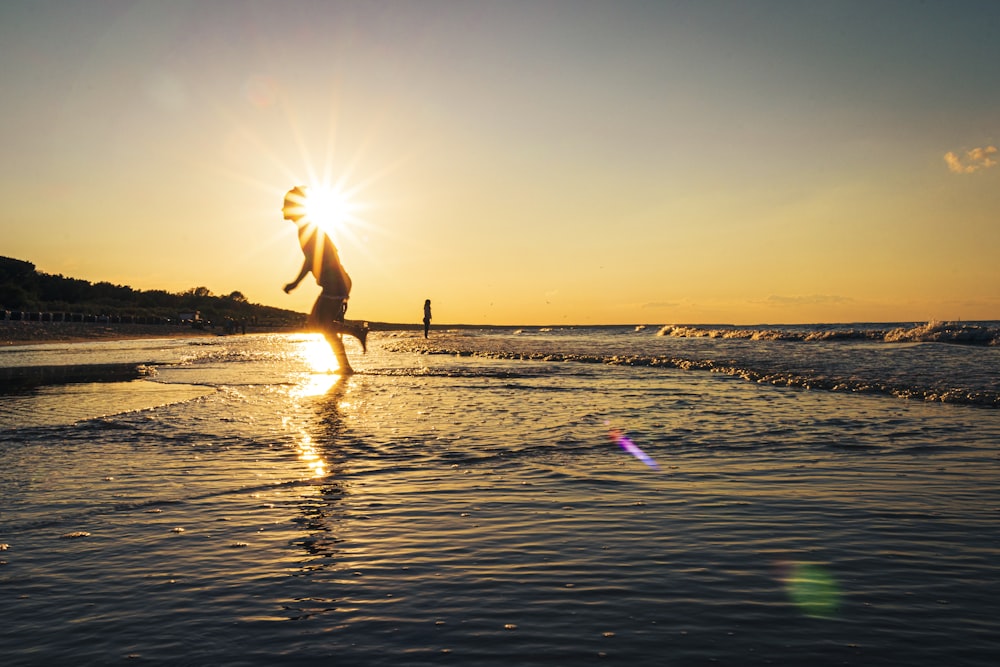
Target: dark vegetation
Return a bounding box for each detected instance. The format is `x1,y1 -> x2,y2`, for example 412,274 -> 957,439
0,256 -> 305,328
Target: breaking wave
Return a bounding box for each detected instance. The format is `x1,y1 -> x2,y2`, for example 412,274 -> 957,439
656,320 -> 1000,346
391,320 -> 1000,408
405,347 -> 1000,408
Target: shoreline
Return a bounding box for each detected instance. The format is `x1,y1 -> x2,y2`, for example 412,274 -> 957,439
0,362 -> 156,388
0,321 -> 286,347
0,320 -> 435,347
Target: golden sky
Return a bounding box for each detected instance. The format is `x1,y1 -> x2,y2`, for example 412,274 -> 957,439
2,1 -> 998,325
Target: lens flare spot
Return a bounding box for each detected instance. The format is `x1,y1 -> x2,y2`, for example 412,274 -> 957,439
606,422 -> 659,470
243,74 -> 277,108
782,562 -> 840,618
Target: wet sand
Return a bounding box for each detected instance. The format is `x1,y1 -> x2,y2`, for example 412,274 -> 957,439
0,322 -> 218,389
0,320 -> 218,346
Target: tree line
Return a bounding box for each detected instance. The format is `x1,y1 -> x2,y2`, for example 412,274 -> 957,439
0,256 -> 305,328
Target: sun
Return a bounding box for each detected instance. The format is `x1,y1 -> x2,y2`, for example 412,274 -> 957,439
304,186 -> 355,238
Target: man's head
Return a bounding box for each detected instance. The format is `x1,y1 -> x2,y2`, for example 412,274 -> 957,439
282,186 -> 308,222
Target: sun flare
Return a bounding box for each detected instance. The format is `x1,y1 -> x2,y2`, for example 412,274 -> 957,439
282,181 -> 369,249
304,186 -> 353,236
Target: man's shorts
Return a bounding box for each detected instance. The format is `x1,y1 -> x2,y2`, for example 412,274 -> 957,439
310,293 -> 348,328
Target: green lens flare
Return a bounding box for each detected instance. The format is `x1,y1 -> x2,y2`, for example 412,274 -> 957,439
786,563 -> 840,618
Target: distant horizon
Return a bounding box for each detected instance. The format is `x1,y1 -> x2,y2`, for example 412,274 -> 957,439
9,254 -> 997,329
411,320 -> 1000,329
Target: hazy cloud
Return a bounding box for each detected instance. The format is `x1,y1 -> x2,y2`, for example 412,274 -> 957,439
944,145 -> 997,174
762,294 -> 852,306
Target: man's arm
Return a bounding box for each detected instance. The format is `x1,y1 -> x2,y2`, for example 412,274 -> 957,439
284,259 -> 311,294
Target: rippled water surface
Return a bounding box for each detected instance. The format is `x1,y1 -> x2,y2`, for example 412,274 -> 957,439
1,330 -> 999,666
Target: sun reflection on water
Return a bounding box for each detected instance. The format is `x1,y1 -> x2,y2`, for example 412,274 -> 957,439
286,338 -> 355,478
287,334 -> 354,398
296,335 -> 339,373
296,433 -> 327,478
294,372 -> 343,398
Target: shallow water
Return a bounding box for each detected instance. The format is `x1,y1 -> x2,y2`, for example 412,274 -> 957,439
1,329 -> 999,665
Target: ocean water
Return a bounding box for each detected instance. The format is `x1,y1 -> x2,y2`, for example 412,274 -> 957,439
1,323 -> 999,666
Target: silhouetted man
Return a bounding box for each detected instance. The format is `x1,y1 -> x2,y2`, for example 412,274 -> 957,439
282,185 -> 367,373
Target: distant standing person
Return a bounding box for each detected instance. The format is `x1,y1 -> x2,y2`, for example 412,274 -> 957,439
423,299 -> 432,338
281,185 -> 367,374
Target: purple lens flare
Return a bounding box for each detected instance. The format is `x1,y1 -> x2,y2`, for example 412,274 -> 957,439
606,423 -> 659,470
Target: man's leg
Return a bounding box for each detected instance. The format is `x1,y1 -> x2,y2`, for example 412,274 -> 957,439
323,330 -> 353,374
350,321 -> 369,353
333,299 -> 368,353
316,295 -> 367,353
322,320 -> 367,353
313,296 -> 354,372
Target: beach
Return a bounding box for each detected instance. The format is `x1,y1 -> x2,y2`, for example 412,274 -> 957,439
1,326 -> 999,665
0,320 -> 221,346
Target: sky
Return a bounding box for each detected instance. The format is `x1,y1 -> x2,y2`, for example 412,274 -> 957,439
2,0 -> 998,325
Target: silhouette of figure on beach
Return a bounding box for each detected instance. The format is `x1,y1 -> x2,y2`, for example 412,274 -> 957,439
423,299 -> 431,338
282,185 -> 367,374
